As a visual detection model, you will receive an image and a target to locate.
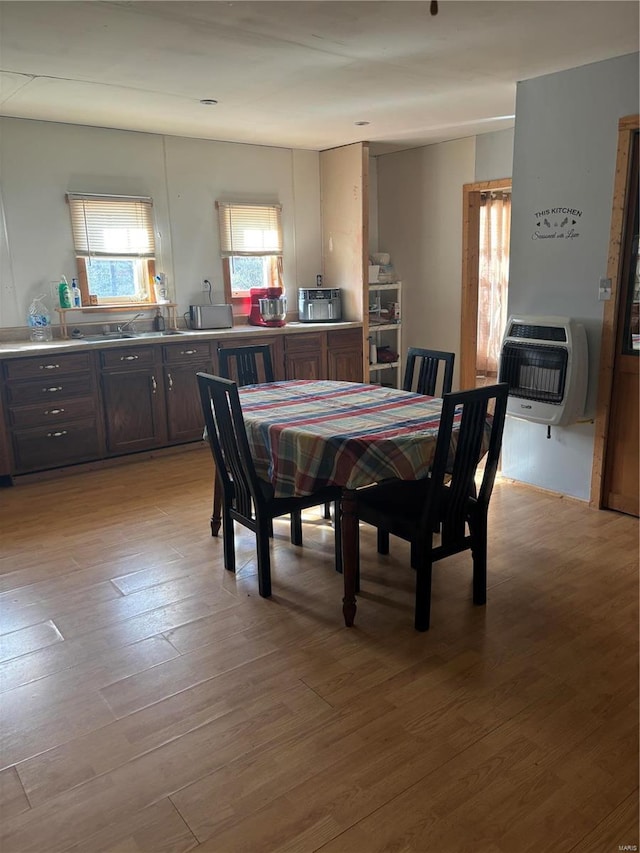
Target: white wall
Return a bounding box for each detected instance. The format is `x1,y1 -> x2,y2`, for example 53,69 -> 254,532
376,138 -> 476,386
503,51 -> 639,500
475,128 -> 514,182
0,118 -> 321,329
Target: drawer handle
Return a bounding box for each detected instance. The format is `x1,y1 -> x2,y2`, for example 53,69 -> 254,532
40,363 -> 60,370
120,355 -> 139,361
47,430 -> 68,438
43,386 -> 63,393
44,408 -> 65,415
181,349 -> 197,355
151,375 -> 157,394
167,372 -> 173,391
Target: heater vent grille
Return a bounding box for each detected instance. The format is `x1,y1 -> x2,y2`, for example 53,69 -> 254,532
508,323 -> 567,342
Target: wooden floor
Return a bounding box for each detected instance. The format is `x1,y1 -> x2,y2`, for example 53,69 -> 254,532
0,448 -> 638,853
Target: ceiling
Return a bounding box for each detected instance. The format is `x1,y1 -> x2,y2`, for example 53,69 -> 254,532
0,1 -> 638,155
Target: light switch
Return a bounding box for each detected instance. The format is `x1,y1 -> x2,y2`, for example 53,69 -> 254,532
598,277 -> 612,301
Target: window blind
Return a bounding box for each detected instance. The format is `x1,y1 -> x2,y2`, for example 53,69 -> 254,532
217,202 -> 283,256
67,193 -> 155,258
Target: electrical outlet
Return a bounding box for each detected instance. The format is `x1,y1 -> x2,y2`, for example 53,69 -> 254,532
202,279 -> 211,292
598,277 -> 612,301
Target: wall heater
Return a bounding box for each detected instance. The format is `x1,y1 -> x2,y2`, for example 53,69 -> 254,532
498,316 -> 588,426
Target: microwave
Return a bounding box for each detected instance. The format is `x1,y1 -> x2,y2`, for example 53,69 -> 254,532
298,288 -> 342,322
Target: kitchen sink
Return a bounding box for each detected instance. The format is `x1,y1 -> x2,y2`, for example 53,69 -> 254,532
76,330 -> 183,342
130,330 -> 184,337
80,332 -> 137,341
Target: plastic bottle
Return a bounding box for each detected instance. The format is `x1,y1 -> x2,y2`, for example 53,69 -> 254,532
71,277 -> 82,307
369,337 -> 377,364
58,275 -> 72,309
28,295 -> 53,342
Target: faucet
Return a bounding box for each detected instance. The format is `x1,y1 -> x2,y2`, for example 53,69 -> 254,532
116,312 -> 145,334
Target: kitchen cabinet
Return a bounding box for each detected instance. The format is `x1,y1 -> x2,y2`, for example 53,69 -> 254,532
0,324 -> 363,481
327,328 -> 364,382
100,346 -> 166,454
162,340 -> 213,443
367,281 -> 403,388
2,351 -> 103,473
284,332 -> 327,380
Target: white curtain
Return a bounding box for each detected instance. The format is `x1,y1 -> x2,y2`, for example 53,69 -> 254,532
477,192 -> 511,376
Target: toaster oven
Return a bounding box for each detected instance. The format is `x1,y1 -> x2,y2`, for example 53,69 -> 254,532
298,288 -> 342,322
189,304 -> 233,330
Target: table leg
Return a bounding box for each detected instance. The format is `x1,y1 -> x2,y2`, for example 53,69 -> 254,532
341,488 -> 358,627
210,468 -> 222,536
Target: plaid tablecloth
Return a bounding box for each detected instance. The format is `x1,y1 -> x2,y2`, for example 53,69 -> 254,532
238,380 -> 454,498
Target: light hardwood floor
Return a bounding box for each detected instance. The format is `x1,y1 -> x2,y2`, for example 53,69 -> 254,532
0,447 -> 638,853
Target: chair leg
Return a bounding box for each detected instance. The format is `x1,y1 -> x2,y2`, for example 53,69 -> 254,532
324,502 -> 332,520
211,475 -> 223,537
256,517 -> 272,598
471,515 -> 488,606
290,510 -> 303,546
333,500 -> 343,574
414,554 -> 433,631
221,512 -> 235,574
377,528 -> 389,554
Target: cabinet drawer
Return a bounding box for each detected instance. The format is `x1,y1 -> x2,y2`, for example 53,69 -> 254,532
163,341 -> 212,364
328,328 -> 362,350
12,418 -> 101,472
5,374 -> 93,405
3,352 -> 91,381
9,397 -> 97,428
285,333 -> 324,352
100,346 -> 156,369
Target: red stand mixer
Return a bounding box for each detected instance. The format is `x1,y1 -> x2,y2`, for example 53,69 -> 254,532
248,287 -> 287,327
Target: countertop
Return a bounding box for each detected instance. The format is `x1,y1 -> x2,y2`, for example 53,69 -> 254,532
0,320 -> 362,359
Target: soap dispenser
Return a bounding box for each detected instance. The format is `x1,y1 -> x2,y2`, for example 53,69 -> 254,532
153,309 -> 165,332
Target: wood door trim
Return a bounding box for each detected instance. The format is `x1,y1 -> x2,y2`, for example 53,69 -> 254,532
590,114 -> 639,509
460,178 -> 512,390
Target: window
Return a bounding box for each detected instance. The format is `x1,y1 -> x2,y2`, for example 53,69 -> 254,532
217,202 -> 283,302
67,193 -> 156,304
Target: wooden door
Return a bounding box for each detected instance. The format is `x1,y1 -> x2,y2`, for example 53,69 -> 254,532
592,116 -> 639,517
603,129 -> 639,515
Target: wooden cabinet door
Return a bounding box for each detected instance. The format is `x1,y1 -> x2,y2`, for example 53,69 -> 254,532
284,333 -> 327,380
162,342 -> 212,443
327,329 -> 364,382
102,367 -> 166,453
164,361 -> 211,443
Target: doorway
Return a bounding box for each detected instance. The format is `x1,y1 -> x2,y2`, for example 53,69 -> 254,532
591,116 -> 639,517
460,179 -> 512,390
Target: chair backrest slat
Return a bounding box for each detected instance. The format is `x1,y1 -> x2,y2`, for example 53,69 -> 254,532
403,347 -> 455,396
217,345 -> 274,387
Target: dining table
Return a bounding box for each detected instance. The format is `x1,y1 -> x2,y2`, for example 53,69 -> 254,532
230,379 -> 460,627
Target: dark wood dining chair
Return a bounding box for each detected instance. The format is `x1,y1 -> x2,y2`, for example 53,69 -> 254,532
215,343 -> 333,534
197,372 -> 342,597
403,347 -> 455,396
355,382 -> 508,631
